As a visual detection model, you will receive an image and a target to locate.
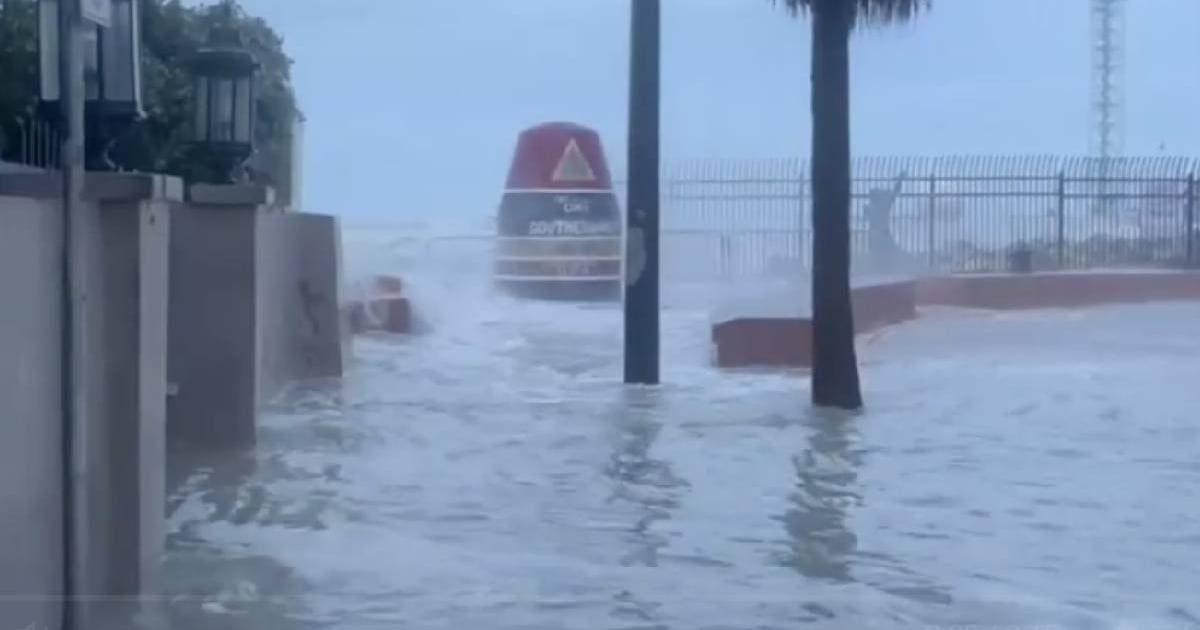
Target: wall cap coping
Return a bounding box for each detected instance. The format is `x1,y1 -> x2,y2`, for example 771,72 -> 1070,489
0,172 -> 184,202
187,184 -> 276,207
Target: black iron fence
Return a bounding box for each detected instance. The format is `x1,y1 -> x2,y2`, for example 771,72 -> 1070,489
613,156 -> 1200,278
0,117 -> 60,171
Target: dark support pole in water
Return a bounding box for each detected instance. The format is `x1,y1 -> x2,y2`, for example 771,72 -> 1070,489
624,0 -> 661,385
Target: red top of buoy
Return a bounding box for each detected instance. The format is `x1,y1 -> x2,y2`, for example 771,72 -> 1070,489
504,122 -> 614,191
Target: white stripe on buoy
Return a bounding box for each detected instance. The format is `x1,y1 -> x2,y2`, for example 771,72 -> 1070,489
494,255 -> 622,262
495,236 -> 621,242
494,274 -> 622,282
503,188 -> 613,195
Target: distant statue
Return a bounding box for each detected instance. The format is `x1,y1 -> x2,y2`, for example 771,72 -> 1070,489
863,170 -> 921,274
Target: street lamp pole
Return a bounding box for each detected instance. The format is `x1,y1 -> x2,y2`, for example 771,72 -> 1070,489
57,0 -> 89,627
624,0 -> 661,385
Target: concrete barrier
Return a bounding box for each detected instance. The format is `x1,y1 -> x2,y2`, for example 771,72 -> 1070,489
850,279 -> 919,332
916,271 -> 1200,310
713,271 -> 1200,368
0,172 -> 176,628
347,274 -> 412,334
713,279 -> 917,368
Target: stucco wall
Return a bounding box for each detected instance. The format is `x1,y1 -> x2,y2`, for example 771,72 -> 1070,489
168,197 -> 347,452
0,194 -> 65,630
257,210 -> 347,400
2,177 -> 346,629
167,204 -> 260,450
0,173 -> 175,628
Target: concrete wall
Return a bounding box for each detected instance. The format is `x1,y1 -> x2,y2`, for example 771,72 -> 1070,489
1,175 -> 346,628
0,194 -> 64,630
257,209 -> 347,402
0,159 -> 45,173
712,279 -> 920,368
916,271 -> 1200,309
713,271 -> 1200,368
0,173 -> 176,628
167,203 -> 260,450
168,186 -> 347,451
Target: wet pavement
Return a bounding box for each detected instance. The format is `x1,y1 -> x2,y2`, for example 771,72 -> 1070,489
163,275 -> 1200,629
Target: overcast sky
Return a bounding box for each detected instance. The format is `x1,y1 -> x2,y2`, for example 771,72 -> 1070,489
221,0 -> 1200,222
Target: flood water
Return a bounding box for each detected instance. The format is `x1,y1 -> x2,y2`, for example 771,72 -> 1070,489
163,249 -> 1200,630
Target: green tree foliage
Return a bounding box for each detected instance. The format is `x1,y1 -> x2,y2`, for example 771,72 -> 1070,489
776,0 -> 923,25
0,0 -> 299,194
775,0 -> 927,410
0,0 -> 40,154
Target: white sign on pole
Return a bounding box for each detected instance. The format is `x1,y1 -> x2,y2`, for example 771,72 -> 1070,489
81,0 -> 112,27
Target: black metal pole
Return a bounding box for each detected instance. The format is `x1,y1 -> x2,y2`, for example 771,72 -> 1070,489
1186,173 -> 1196,267
1056,171 -> 1066,269
624,0 -> 661,385
59,0 -> 90,627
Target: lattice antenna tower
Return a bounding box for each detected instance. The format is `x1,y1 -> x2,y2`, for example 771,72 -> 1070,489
1090,0 -> 1126,159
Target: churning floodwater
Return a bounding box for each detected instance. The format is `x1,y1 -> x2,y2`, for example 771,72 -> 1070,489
162,229 -> 1200,630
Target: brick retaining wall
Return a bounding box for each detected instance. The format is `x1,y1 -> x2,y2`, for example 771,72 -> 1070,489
714,271 -> 1200,368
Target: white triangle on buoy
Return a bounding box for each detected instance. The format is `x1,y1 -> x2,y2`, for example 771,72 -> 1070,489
551,138 -> 597,182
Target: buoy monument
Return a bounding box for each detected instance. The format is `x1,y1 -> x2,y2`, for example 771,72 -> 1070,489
493,122 -> 623,301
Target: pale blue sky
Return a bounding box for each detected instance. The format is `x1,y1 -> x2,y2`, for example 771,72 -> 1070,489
227,0 -> 1200,220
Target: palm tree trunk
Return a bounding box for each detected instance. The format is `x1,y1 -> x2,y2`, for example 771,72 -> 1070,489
809,0 -> 862,410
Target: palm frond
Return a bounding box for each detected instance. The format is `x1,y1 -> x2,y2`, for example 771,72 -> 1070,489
773,0 -> 927,27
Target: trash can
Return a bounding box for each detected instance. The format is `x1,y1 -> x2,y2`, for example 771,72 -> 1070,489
1008,244 -> 1034,274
